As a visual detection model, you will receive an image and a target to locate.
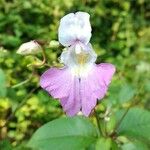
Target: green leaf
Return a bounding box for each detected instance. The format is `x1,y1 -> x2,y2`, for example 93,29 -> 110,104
121,140 -> 149,150
0,139 -> 12,150
95,137 -> 112,150
28,116 -> 98,150
118,84 -> 135,103
0,69 -> 7,97
145,80 -> 150,92
116,108 -> 150,143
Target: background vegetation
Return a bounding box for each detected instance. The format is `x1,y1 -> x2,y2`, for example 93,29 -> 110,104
0,0 -> 150,149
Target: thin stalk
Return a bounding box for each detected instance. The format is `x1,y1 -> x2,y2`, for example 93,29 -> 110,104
104,119 -> 107,136
110,86 -> 144,138
113,107 -> 130,133
12,71 -> 34,88
28,48 -> 48,68
94,109 -> 103,136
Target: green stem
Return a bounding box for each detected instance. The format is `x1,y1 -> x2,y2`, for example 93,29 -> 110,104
30,48 -> 46,67
114,107 -> 129,133
12,71 -> 34,88
94,109 -> 103,136
110,86 -> 144,138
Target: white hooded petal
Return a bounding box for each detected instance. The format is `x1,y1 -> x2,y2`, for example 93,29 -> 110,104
58,12 -> 92,46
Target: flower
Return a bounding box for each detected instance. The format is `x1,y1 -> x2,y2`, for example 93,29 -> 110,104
17,40 -> 42,55
40,12 -> 115,116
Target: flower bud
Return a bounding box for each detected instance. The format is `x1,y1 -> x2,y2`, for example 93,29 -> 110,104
17,40 -> 42,55
49,40 -> 60,48
0,47 -> 8,58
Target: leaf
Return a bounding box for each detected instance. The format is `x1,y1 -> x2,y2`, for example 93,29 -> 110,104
0,69 -> 7,97
118,84 -> 135,103
145,80 -> 150,92
86,143 -> 96,150
116,107 -> 150,144
0,139 -> 12,150
95,137 -> 112,150
121,140 -> 149,150
28,116 -> 98,150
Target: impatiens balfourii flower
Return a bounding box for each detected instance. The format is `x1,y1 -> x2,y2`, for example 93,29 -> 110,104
40,12 -> 115,116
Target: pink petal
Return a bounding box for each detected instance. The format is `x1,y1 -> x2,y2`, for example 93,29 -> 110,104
62,77 -> 80,116
81,64 -> 115,116
80,77 -> 98,116
97,63 -> 116,85
40,67 -> 81,116
40,67 -> 72,99
40,63 -> 115,117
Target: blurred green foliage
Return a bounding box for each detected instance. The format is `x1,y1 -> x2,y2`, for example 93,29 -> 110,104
0,0 -> 150,149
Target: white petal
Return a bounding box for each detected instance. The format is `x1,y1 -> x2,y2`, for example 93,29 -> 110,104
60,49 -> 70,65
58,12 -> 92,46
60,43 -> 97,78
75,43 -> 82,54
83,43 -> 97,64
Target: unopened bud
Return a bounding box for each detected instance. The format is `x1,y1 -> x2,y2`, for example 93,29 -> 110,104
49,40 -> 60,48
17,40 -> 42,55
104,116 -> 110,122
0,47 -> 8,57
